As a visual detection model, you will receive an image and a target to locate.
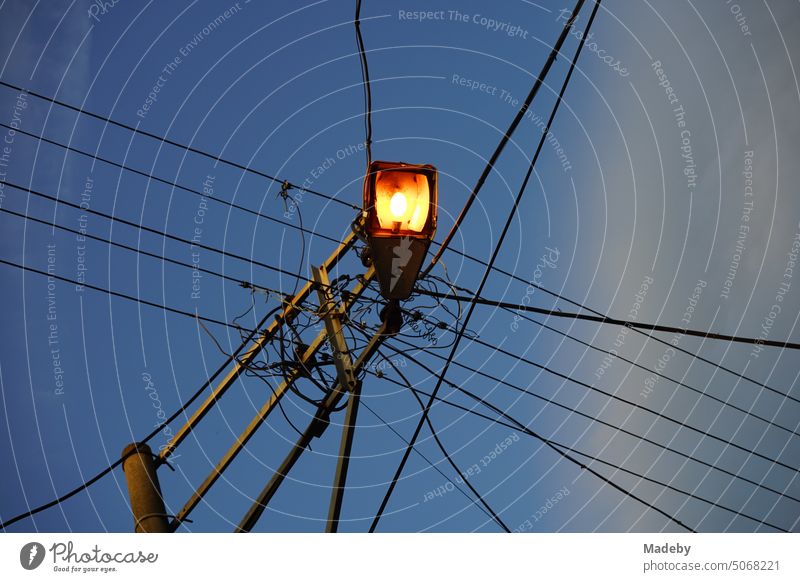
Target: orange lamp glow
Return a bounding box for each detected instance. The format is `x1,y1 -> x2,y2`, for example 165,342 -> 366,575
364,161 -> 437,238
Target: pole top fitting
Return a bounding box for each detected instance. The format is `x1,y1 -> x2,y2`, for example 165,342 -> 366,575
121,442 -> 152,459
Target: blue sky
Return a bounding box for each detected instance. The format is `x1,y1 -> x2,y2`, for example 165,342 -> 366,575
1,0 -> 799,533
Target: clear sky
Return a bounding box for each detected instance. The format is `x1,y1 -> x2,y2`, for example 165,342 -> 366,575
1,0 -> 799,533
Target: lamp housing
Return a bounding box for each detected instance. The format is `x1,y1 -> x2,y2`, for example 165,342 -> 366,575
363,160 -> 438,300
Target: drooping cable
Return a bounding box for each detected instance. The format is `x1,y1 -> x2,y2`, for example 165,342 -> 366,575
0,121 -> 341,246
375,340 -> 696,532
3,180 -> 327,288
0,80 -> 359,210
360,354 -> 501,528
0,206 -> 289,303
364,362 -> 788,531
0,257 -> 254,333
422,0 -> 587,275
377,346 -> 510,531
425,277 -> 800,436
354,0 -> 373,167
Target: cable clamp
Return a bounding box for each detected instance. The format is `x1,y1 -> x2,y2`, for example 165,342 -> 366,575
278,180 -> 291,200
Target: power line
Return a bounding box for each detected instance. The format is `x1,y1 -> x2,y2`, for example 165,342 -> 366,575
359,378 -> 501,529
3,180 -> 329,287
377,346 -> 510,531
1,228 -> 379,531
1,107 -> 582,284
0,121 -> 342,246
0,220 -> 365,348
423,0 -> 587,275
0,79 -> 359,211
374,341 -> 696,532
421,326 -> 800,475
4,180 -> 369,302
0,298 -> 284,530
1,249 -> 787,531
370,367 -> 788,531
379,344 -> 792,531
0,245 -> 372,529
370,0 -> 598,532
354,0 -> 372,168
385,335 -> 800,506
426,236 -> 798,406
552,443 -> 787,531
18,98 -> 769,405
427,279 -> 800,437
418,288 -> 800,352
40,87 -> 788,381
0,257 -> 256,334
0,206 -> 290,303
1,11 -> 785,534
0,76 -> 585,284
452,383 -> 691,532
434,253 -> 797,413
3,196 -> 375,324
13,135 -> 796,379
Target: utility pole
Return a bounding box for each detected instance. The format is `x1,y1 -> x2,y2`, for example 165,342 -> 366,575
121,442 -> 170,533
235,322 -> 388,532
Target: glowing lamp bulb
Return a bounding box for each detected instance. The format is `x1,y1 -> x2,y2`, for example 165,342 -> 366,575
389,192 -> 407,218
364,161 -> 437,239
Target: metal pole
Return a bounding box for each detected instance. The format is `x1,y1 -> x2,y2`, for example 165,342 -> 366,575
121,443 -> 170,533
235,324 -> 387,532
169,267 -> 375,531
312,264 -> 362,532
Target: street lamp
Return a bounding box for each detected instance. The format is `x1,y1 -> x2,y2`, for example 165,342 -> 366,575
362,160 -> 437,302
